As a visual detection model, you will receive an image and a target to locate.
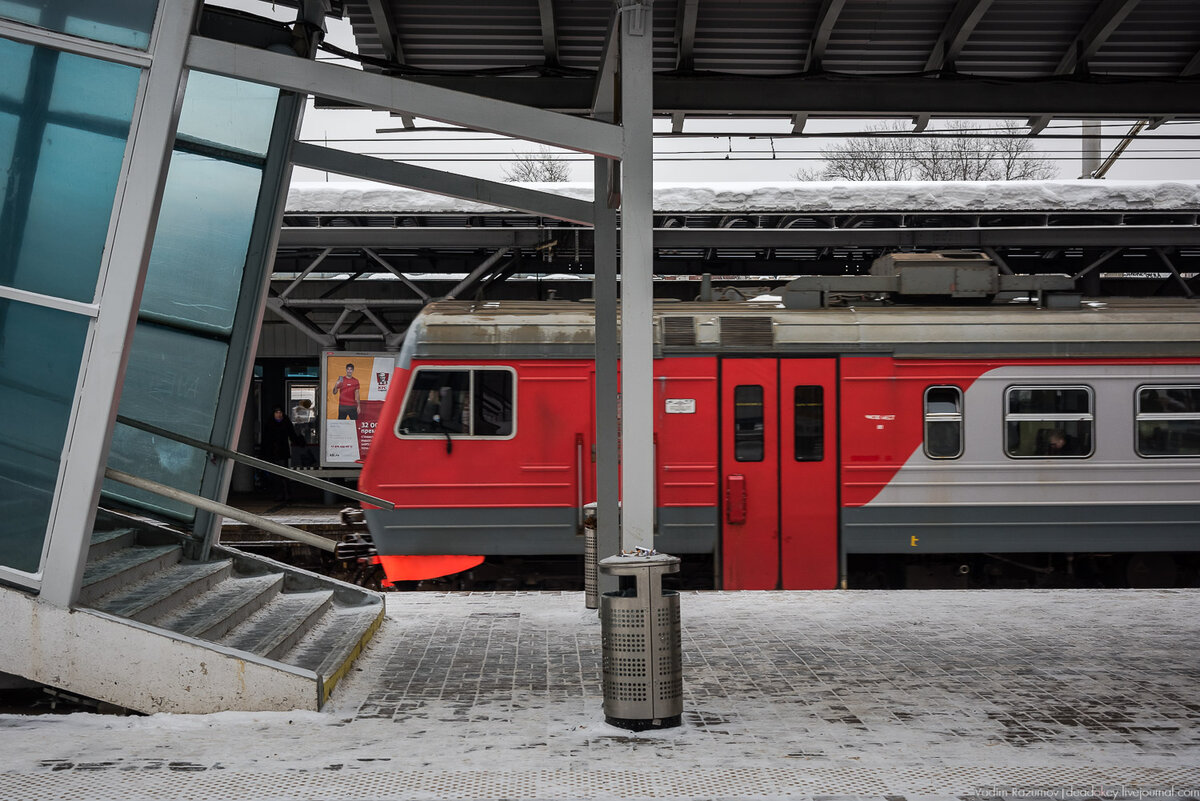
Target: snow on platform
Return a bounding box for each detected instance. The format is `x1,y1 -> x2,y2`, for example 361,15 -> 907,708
288,180 -> 1200,215
2,589 -> 1199,800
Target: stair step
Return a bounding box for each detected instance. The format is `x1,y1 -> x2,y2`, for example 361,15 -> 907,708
155,572 -> 285,641
283,603 -> 384,679
91,560 -> 233,623
87,528 -> 137,561
220,590 -> 333,661
79,544 -> 182,604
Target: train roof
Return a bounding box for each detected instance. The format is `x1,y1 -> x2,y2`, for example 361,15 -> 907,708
400,298 -> 1200,362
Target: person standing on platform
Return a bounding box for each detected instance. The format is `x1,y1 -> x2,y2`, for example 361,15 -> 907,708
332,363 -> 361,420
263,406 -> 302,501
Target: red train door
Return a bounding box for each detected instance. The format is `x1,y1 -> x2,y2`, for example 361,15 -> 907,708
720,358 -> 838,590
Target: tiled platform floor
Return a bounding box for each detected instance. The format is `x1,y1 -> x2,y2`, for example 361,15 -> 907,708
2,589 -> 1199,800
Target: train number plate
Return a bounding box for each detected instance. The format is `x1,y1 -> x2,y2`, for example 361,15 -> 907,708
665,398 -> 696,414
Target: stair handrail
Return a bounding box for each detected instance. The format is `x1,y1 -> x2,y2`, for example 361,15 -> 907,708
105,468 -> 337,553
114,415 -> 395,509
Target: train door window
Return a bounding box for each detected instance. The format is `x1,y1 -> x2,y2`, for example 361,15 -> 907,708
1136,385 -> 1200,457
733,385 -> 765,461
924,386 -> 963,459
793,385 -> 824,461
397,367 -> 515,438
1004,386 -> 1093,458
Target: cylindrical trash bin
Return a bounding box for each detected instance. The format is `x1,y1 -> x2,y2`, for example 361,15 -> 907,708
599,553 -> 682,730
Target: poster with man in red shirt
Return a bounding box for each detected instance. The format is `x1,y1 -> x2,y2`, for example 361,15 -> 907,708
321,352 -> 395,466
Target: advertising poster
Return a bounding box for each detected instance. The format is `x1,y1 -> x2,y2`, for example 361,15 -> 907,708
321,351 -> 396,467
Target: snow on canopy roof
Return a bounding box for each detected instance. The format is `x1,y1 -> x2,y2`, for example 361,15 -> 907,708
287,180 -> 1200,215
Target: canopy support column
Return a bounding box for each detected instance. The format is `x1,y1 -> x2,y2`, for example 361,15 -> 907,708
618,0 -> 655,553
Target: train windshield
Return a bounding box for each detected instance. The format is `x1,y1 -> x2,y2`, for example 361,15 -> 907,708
397,367 -> 514,437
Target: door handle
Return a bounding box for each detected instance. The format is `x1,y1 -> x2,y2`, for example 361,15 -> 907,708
725,474 -> 746,524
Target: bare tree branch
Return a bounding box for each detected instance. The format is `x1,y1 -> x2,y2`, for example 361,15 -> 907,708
796,121 -> 1058,181
502,145 -> 573,182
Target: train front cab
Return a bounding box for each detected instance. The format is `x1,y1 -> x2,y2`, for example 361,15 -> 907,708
360,353 -> 847,591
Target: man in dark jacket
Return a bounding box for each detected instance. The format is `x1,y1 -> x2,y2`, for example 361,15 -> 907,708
263,406 -> 302,500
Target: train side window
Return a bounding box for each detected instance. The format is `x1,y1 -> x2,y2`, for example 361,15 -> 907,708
793,385 -> 824,461
733,385 -> 764,462
397,367 -> 515,438
1004,386 -> 1093,458
924,386 -> 963,459
1136,385 -> 1200,457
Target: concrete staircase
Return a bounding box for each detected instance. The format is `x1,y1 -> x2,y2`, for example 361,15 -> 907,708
0,509 -> 383,714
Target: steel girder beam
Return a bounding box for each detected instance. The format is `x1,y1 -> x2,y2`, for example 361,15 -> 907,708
655,225 -> 1200,248
265,296 -> 337,348
591,10 -> 620,119
925,0 -> 995,72
675,0 -> 700,70
1182,49 -> 1200,77
400,73 -> 1200,118
278,228 -> 551,248
291,142 -> 595,225
1055,0 -> 1142,76
278,224 -> 1200,250
538,0 -> 559,66
804,0 -> 848,72
444,249 -> 511,299
364,0 -> 400,62
184,36 -> 622,158
1030,0 -> 1143,132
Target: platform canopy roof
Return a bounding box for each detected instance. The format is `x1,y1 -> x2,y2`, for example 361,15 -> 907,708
309,0 -> 1200,128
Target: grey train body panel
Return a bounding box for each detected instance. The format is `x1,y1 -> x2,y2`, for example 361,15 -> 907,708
363,506 -> 717,556
843,503 -> 1200,553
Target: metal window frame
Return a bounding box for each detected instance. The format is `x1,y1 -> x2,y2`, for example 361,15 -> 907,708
394,365 -> 518,441
922,385 -> 964,460
1134,384 -> 1200,459
29,0 -> 201,604
1003,385 -> 1095,460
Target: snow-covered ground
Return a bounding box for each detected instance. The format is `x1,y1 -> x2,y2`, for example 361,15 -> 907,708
2,589 -> 1199,800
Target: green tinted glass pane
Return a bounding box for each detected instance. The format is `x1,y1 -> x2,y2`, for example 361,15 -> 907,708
177,72 -> 279,156
0,0 -> 158,50
0,298 -> 88,574
105,323 -> 227,520
0,42 -> 140,303
140,153 -> 263,333
0,35 -> 32,102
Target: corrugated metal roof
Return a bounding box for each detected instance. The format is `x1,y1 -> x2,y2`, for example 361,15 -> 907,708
341,0 -> 1200,81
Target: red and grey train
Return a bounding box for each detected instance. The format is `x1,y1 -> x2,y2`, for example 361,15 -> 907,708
358,283 -> 1200,589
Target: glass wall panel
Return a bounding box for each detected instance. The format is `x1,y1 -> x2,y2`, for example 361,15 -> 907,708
139,154 -> 262,333
105,323 -> 227,519
177,72 -> 279,157
0,298 -> 88,574
0,40 -> 140,303
0,0 -> 159,50
0,35 -> 33,101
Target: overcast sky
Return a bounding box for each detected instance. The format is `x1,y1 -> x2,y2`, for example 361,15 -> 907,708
220,1 -> 1200,186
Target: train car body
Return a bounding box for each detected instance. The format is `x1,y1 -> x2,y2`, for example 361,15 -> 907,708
358,297 -> 1200,589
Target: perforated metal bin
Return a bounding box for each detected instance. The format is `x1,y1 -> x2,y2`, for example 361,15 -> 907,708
599,553 -> 682,730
